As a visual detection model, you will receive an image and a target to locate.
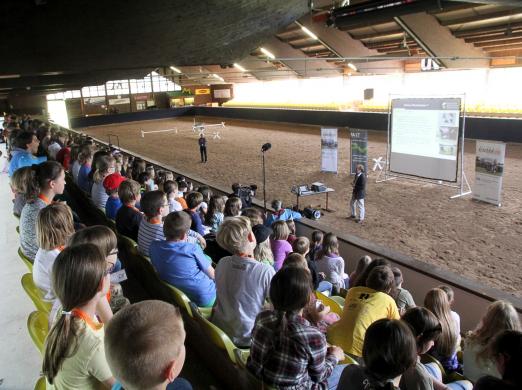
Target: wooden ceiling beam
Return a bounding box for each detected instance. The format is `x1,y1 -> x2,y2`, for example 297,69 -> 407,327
482,42 -> 522,52
441,9 -> 521,27
453,21 -> 522,37
464,30 -> 522,43
474,36 -> 522,47
349,28 -> 403,40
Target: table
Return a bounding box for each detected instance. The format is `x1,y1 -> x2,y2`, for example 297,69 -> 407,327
291,186 -> 335,212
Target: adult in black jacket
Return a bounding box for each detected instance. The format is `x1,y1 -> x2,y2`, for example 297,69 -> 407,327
350,164 -> 366,223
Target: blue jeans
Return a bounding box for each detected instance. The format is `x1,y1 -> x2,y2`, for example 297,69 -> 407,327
327,364 -> 348,389
318,281 -> 333,296
424,363 -> 472,390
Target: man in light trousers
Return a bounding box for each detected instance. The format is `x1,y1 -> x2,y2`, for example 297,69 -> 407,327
350,164 -> 366,224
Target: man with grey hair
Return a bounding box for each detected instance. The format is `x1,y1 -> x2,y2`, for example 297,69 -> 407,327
265,199 -> 302,227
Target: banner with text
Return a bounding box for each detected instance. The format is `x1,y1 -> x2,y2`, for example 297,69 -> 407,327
473,141 -> 505,206
321,128 -> 338,173
350,129 -> 368,175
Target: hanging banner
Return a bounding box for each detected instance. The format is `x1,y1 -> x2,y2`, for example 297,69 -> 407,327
473,141 -> 505,206
108,97 -> 130,105
350,129 -> 368,175
321,128 -> 338,173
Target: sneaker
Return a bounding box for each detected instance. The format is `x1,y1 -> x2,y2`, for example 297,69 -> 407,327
356,219 -> 364,224
348,215 -> 356,219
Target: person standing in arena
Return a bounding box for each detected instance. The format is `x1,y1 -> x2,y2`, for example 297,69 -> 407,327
350,164 -> 366,224
198,133 -> 207,163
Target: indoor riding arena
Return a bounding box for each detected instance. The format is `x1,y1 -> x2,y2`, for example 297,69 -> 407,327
3,1 -> 522,389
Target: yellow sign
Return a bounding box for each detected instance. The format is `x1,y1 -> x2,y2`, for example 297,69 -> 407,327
195,88 -> 211,95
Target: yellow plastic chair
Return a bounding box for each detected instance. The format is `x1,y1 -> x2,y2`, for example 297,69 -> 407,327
34,376 -> 46,390
315,291 -> 344,316
330,295 -> 346,307
118,234 -> 138,249
18,247 -> 33,272
340,354 -> 360,365
190,302 -> 248,365
163,282 -> 212,319
27,311 -> 49,354
21,273 -> 52,314
16,225 -> 20,234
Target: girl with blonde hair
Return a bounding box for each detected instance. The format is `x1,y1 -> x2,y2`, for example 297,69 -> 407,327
315,233 -> 347,292
91,154 -> 116,209
270,220 -> 292,271
34,203 -> 75,303
10,165 -> 32,217
463,300 -> 521,382
42,244 -> 115,389
424,288 -> 460,373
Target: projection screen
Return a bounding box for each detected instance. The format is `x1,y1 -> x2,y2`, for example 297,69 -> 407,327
389,97 -> 461,182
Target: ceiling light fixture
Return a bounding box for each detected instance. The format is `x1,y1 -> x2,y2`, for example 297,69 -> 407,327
260,47 -> 276,59
234,63 -> 247,72
348,63 -> 357,71
169,66 -> 182,74
0,74 -> 21,79
301,25 -> 318,40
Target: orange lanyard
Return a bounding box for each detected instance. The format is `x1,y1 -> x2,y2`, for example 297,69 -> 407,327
38,193 -> 51,205
71,308 -> 103,331
55,245 -> 65,252
125,203 -> 140,213
148,217 -> 161,224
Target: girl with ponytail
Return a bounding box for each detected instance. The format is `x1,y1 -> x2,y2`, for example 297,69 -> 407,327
19,161 -> 65,260
91,154 -> 116,209
247,266 -> 345,389
42,243 -> 115,389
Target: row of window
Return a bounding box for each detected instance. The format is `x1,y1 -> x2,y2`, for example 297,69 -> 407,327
47,72 -> 180,101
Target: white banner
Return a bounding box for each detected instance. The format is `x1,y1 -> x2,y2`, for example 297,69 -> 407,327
108,97 -> 130,105
473,141 -> 505,206
321,128 -> 338,173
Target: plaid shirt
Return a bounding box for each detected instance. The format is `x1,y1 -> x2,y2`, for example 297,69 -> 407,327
247,310 -> 338,389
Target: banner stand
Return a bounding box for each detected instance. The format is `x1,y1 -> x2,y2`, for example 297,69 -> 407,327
377,93 -> 472,200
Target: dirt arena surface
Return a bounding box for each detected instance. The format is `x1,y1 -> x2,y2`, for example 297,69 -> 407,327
81,116 -> 522,298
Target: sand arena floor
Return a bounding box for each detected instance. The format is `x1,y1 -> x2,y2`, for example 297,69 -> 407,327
81,116 -> 522,298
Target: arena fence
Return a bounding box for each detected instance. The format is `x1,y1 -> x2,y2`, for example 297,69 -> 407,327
63,123 -> 522,330
70,106 -> 522,143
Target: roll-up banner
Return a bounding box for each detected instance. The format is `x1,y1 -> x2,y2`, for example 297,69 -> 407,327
473,141 -> 506,206
321,127 -> 338,173
350,129 -> 368,175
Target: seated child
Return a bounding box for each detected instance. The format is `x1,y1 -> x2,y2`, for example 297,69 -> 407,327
42,244 -> 115,389
308,230 -> 323,261
33,203 -> 75,303
105,300 -> 192,390
270,220 -> 292,271
282,253 -> 339,333
424,288 -> 461,373
292,236 -> 333,296
328,265 -> 400,360
241,207 -> 264,227
184,191 -> 206,236
144,165 -> 156,191
115,179 -> 143,242
176,181 -> 188,209
337,319 -> 417,389
212,217 -> 275,347
205,195 -> 225,233
438,285 -> 461,340
247,266 -> 345,389
252,224 -> 274,266
103,173 -> 126,220
392,267 -> 416,314
91,154 -> 116,210
349,255 -> 372,286
77,149 -> 93,193
315,233 -> 348,292
463,300 -> 521,383
473,330 -> 522,390
10,165 -> 32,217
164,180 -> 183,213
401,307 -> 472,390
224,196 -> 241,218
150,211 -> 216,307
286,219 -> 297,245
137,190 -> 170,256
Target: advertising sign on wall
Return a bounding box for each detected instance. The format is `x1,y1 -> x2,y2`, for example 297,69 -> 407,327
84,97 -> 106,105
473,141 -> 506,206
213,89 -> 231,99
195,88 -> 211,95
108,97 -> 130,105
321,128 -> 338,173
350,129 -> 368,175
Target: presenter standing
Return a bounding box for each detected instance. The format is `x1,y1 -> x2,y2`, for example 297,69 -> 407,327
198,133 -> 207,163
350,164 -> 366,224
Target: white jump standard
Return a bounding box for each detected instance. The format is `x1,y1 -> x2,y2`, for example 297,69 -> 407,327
140,128 -> 178,138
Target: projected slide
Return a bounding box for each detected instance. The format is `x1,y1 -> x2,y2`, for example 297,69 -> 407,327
390,98 -> 461,182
